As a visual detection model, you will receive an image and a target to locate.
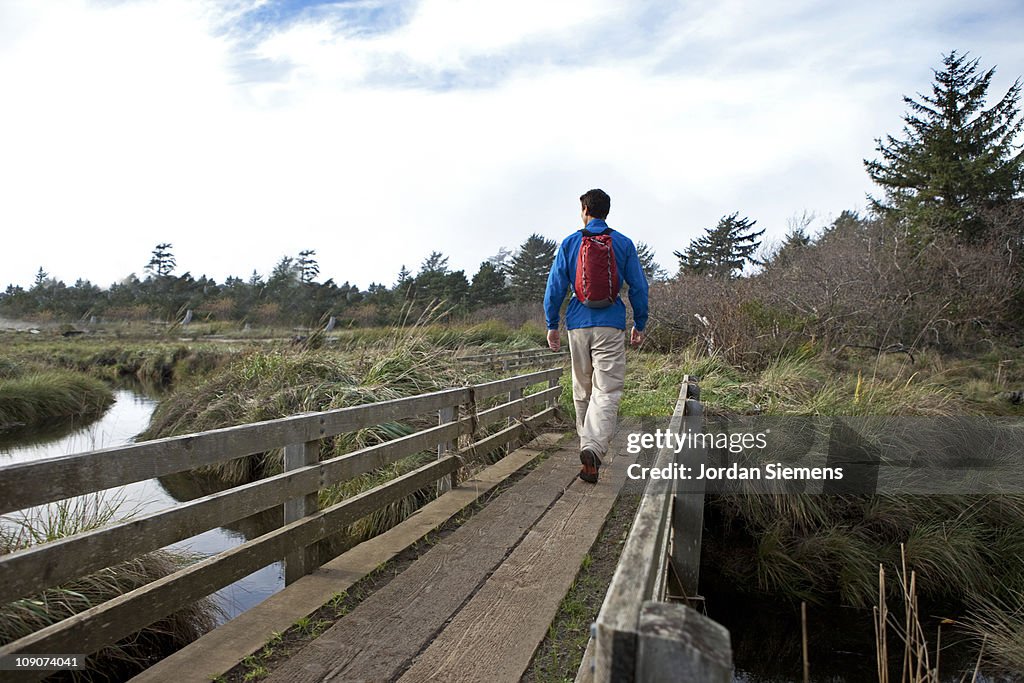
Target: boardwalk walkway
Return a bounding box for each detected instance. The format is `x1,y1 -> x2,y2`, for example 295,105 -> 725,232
265,430 -> 626,682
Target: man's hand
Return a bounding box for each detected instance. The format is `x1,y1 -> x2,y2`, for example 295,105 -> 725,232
547,329 -> 561,352
630,327 -> 645,347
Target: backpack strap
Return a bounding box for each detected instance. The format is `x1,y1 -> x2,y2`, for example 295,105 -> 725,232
580,227 -> 613,237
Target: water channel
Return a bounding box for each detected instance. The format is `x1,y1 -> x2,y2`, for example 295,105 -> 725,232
0,388 -> 281,623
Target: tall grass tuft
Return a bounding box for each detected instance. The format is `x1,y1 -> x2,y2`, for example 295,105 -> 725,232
0,493 -> 221,679
0,370 -> 113,430
964,590 -> 1024,673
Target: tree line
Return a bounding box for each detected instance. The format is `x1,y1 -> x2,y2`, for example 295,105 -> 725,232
0,233 -> 666,327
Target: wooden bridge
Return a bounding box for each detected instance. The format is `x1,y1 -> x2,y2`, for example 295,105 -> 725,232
0,352 -> 732,682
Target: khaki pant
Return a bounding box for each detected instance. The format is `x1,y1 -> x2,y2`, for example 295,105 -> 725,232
567,326 -> 626,457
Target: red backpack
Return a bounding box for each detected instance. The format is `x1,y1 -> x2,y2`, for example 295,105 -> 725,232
574,228 -> 619,309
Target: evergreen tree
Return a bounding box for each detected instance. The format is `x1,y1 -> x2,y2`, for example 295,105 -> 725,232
33,267 -> 48,288
865,51 -> 1024,240
145,243 -> 176,278
635,242 -> 667,281
508,234 -> 557,300
675,213 -> 764,278
485,247 -> 513,280
414,251 -> 451,302
770,222 -> 815,270
395,265 -> 411,287
468,261 -> 509,308
269,256 -> 299,283
297,249 -> 319,284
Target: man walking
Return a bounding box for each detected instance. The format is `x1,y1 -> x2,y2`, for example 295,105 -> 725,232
544,189 -> 649,483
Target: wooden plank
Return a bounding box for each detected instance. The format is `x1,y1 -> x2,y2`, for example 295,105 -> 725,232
398,435 -> 628,683
284,439 -> 320,585
472,368 -> 562,401
456,348 -> 551,362
670,393 -> 706,598
635,602 -> 732,683
576,637 -> 596,683
130,432 -> 568,683
461,408 -> 557,464
0,457 -> 459,664
263,443 -> 583,683
0,392 -> 560,605
0,387 -> 470,515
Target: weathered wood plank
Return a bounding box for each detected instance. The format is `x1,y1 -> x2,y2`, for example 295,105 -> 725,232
635,602 -> 732,683
0,387 -> 470,515
129,432 -> 568,683
671,393 -> 706,598
472,367 -> 562,401
460,407 -> 557,465
263,443 -> 582,683
455,348 -> 552,362
0,457 -> 459,663
398,435 -> 628,683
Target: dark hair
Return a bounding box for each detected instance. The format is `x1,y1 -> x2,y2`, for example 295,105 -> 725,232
580,189 -> 610,219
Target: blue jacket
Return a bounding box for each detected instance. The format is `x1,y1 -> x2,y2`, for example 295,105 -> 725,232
544,219 -> 649,332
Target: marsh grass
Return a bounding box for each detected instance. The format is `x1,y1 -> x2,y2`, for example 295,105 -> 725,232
0,493 -> 221,679
0,370 -> 114,430
662,342 -> 1024,668
964,590 -> 1024,674
2,336 -> 235,386
139,322 -> 518,545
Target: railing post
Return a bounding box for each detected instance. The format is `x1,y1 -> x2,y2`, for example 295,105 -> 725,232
547,375 -> 560,410
636,602 -> 732,682
284,438 -> 320,586
509,386 -> 524,423
437,405 -> 456,494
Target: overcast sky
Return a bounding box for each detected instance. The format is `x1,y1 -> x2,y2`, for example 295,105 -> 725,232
1,0 -> 1022,290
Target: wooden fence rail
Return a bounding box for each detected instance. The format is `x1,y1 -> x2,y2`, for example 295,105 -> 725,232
455,347 -> 569,372
0,367 -> 563,673
581,375 -> 733,682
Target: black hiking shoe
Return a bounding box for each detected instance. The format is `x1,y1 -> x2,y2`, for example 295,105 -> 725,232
579,449 -> 602,483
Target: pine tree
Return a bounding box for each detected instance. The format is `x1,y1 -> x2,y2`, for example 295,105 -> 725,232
297,249 -> 319,284
468,261 -> 509,308
414,252 -> 449,301
865,51 -> 1024,240
635,242 -> 667,281
508,234 -> 556,301
146,243 -> 176,278
675,213 -> 764,278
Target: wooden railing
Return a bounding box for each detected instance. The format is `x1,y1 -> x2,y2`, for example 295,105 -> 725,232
0,367 -> 563,672
455,347 -> 568,372
581,375 -> 733,682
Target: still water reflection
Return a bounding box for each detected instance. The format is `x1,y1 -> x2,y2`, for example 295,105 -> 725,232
0,389 -> 282,622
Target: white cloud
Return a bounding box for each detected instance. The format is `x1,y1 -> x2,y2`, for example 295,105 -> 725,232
0,0 -> 1022,290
